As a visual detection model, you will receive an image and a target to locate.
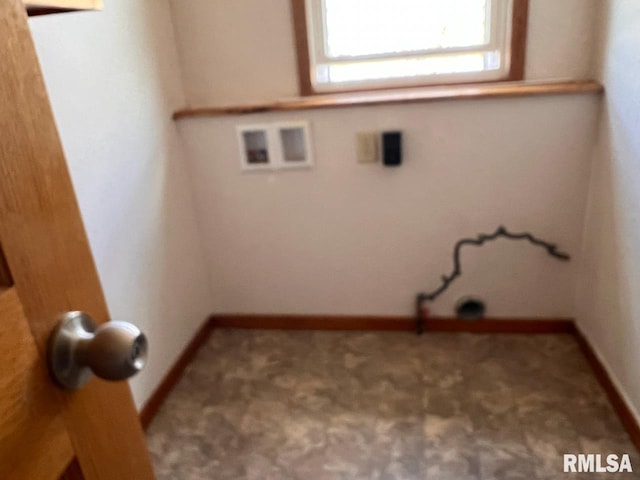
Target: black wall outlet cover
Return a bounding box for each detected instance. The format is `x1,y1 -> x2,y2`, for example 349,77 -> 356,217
382,131 -> 402,166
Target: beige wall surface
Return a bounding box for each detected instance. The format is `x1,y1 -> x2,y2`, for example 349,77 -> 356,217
181,95 -> 599,317
575,0 -> 640,423
169,0 -> 600,105
29,0 -> 213,408
169,0 -> 602,319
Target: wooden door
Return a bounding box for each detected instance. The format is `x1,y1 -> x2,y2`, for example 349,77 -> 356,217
0,0 -> 155,479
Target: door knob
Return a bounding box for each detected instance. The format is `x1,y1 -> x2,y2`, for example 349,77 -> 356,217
48,311 -> 148,390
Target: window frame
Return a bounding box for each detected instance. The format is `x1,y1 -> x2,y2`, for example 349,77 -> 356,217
291,0 -> 529,96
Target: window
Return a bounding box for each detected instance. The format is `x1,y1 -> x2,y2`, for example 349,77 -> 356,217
291,0 -> 528,94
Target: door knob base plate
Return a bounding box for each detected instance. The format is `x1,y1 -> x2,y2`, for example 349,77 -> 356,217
48,311 -> 96,389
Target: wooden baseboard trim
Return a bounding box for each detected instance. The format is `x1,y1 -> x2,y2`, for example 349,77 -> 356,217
212,314 -> 414,331
139,319 -> 213,430
425,318 -> 575,334
211,314 -> 575,334
573,328 -> 640,452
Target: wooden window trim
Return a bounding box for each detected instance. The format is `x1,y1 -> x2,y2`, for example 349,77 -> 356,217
508,0 -> 529,80
291,0 -> 530,96
291,0 -> 315,96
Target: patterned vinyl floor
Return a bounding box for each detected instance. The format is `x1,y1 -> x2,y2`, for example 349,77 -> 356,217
147,330 -> 640,479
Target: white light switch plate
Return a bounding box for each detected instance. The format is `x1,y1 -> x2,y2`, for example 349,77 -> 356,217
357,131 -> 379,164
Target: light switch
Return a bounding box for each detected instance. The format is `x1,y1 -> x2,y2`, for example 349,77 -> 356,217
356,132 -> 379,164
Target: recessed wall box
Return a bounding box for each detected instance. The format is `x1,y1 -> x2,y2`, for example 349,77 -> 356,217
237,121 -> 313,171
237,125 -> 273,171
275,121 -> 313,169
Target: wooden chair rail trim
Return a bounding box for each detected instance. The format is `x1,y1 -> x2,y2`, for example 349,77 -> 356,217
140,314 -> 640,456
173,80 -> 603,119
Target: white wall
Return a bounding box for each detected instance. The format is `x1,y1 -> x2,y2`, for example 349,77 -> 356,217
170,0 -> 602,318
29,0 -> 212,407
181,94 -> 599,317
575,0 -> 640,421
169,0 -> 600,106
